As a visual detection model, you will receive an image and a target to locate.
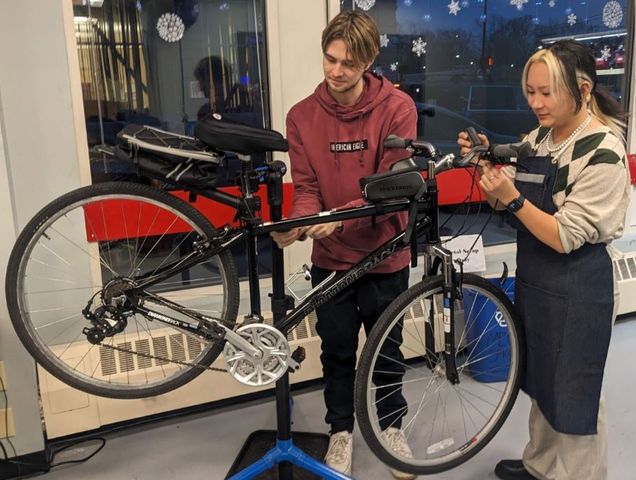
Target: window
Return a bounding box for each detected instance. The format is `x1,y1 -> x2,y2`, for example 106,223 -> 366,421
73,0 -> 271,280
344,0 -> 632,246
344,0 -> 631,147
74,0 -> 269,183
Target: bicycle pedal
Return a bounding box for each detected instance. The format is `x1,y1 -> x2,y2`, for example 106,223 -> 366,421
242,313 -> 264,325
289,346 -> 306,371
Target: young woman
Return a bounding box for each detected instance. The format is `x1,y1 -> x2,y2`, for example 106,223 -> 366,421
457,40 -> 630,480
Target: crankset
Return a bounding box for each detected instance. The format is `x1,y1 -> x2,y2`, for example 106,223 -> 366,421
223,323 -> 293,387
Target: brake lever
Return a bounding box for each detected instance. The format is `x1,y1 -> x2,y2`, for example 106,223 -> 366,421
466,126 -> 482,146
455,144 -> 489,168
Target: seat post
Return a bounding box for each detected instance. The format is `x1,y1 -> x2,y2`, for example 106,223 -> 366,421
238,155 -> 262,319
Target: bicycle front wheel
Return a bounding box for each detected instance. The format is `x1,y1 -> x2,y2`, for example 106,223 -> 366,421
355,273 -> 523,474
6,182 -> 239,398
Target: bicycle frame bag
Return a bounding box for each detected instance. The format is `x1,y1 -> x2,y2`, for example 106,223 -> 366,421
117,124 -> 222,187
195,112 -> 289,155
360,169 -> 426,202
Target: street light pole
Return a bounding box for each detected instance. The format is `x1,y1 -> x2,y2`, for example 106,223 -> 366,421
480,0 -> 488,70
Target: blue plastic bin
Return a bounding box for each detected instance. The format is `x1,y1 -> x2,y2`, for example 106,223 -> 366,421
463,277 -> 514,382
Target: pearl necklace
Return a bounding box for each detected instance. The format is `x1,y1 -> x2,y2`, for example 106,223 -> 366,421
545,113 -> 592,154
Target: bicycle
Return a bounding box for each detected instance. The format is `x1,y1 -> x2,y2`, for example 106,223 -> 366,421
5,117 -> 527,475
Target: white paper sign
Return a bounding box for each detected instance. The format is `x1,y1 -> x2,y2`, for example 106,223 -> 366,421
440,234 -> 487,273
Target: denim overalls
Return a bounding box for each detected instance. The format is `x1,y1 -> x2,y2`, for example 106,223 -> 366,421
510,151 -> 614,435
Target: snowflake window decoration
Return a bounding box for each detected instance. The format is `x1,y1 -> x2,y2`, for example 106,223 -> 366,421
380,34 -> 389,48
448,0 -> 461,16
390,62 -> 398,72
548,0 -> 556,7
157,13 -> 185,42
403,0 -> 413,6
355,0 -> 376,11
412,37 -> 427,57
510,0 -> 527,10
602,1 -> 623,29
567,12 -> 577,26
600,45 -> 612,62
374,65 -> 384,76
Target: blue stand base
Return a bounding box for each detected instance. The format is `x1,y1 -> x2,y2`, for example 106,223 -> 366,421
226,430 -> 350,480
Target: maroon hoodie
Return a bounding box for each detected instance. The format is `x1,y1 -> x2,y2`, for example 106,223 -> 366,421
286,72 -> 417,273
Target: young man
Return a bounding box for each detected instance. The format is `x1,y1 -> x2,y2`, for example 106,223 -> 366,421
271,11 -> 417,480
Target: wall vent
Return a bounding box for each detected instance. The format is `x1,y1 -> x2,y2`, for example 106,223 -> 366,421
614,254 -> 636,281
97,330 -> 206,377
613,252 -> 636,316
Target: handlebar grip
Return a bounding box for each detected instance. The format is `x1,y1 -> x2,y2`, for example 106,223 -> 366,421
466,126 -> 482,146
490,141 -> 532,159
384,135 -> 411,149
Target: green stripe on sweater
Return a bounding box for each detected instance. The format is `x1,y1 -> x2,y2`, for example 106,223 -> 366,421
587,148 -> 623,166
553,163 -> 569,194
536,127 -> 550,144
572,133 -> 606,161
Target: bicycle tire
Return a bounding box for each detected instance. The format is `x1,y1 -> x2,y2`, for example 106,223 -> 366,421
355,273 -> 524,474
6,182 -> 240,399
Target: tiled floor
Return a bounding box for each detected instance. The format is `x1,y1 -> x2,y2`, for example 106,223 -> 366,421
36,317 -> 636,480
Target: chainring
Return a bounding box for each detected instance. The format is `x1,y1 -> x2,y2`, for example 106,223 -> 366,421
223,323 -> 290,386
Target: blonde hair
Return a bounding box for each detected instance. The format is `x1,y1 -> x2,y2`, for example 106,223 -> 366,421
321,11 -> 380,70
522,43 -> 626,140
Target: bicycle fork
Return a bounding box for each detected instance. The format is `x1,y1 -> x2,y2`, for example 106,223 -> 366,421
422,244 -> 460,385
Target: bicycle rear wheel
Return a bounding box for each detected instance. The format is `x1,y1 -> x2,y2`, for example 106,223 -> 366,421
5,182 -> 239,398
355,273 -> 523,474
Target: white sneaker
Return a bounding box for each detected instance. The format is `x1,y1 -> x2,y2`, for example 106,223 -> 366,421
324,431 -> 353,476
381,427 -> 417,480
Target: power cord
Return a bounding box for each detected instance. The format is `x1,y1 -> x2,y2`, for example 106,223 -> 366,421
0,373 -> 107,478
1,374 -> 22,479
48,438 -> 106,468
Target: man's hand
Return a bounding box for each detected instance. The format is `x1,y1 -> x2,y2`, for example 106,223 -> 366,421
305,221 -> 343,240
271,227 -> 307,248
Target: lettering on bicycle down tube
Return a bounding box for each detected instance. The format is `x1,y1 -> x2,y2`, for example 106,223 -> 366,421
299,241 -> 402,318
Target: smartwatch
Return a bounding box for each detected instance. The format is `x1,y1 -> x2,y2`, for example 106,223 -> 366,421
505,194 -> 526,213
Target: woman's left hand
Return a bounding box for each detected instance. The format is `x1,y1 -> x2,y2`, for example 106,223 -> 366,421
479,163 -> 519,207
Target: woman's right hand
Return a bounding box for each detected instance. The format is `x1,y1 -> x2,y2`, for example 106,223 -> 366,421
457,130 -> 490,160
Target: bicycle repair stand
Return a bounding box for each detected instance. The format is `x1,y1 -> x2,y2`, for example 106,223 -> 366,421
226,161 -> 350,480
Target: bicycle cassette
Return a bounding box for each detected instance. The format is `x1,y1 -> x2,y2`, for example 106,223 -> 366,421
223,323 -> 290,386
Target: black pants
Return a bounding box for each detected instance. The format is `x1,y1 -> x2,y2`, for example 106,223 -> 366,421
311,265 -> 409,434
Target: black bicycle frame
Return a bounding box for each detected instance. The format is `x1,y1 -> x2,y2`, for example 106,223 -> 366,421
125,157 -> 461,382
132,195 -> 418,294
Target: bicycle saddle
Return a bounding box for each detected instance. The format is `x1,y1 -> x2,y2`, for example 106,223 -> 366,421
195,113 -> 289,155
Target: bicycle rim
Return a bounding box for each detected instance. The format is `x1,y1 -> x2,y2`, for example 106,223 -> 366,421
7,183 -> 238,398
356,274 -> 522,474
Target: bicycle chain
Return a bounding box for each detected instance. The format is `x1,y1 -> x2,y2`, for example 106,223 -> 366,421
99,341 -> 228,373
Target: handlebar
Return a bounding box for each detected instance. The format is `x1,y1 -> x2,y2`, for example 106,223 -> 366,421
384,134 -> 437,159
384,133 -> 532,175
